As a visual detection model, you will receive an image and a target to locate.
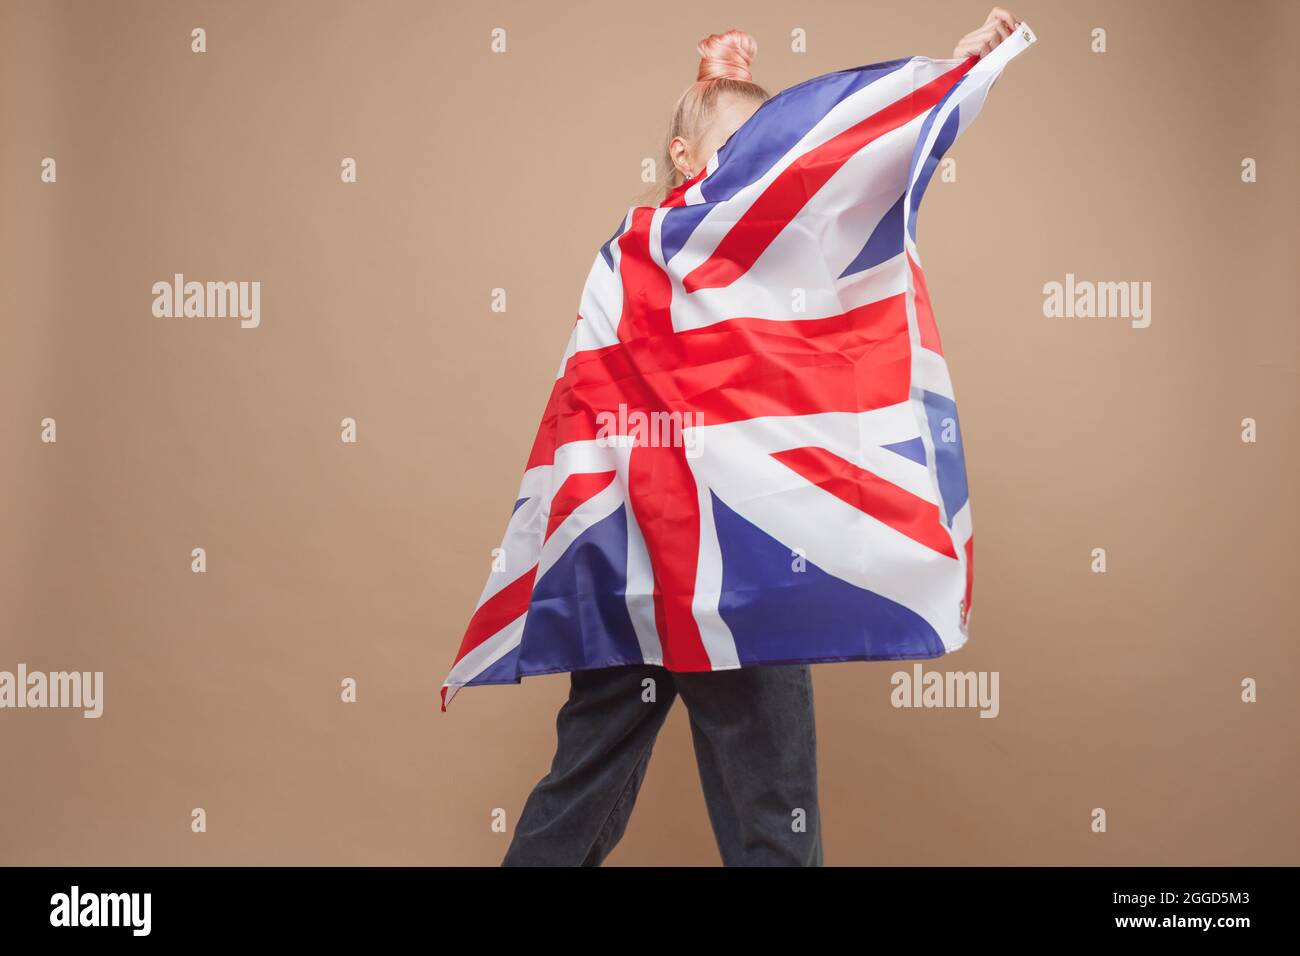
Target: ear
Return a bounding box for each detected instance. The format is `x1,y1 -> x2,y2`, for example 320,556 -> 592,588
669,135 -> 693,179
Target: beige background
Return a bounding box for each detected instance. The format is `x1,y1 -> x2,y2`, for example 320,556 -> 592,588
2,0 -> 1296,866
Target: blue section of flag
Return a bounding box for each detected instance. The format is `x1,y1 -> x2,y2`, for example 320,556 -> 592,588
599,215 -> 627,270
516,505 -> 644,675
906,94 -> 963,242
882,436 -> 927,464
712,493 -> 945,663
921,390 -> 969,524
839,192 -> 906,278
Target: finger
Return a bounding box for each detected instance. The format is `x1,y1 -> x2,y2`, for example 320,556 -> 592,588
987,10 -> 1015,38
974,26 -> 1003,51
984,22 -> 1009,45
988,7 -> 1017,33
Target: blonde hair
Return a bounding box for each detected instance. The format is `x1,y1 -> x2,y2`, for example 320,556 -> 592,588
657,30 -> 769,203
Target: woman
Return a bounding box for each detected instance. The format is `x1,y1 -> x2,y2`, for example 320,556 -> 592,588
447,7 -> 1024,868
486,8 -> 1023,867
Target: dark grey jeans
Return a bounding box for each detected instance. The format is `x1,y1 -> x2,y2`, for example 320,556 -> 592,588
502,663 -> 822,867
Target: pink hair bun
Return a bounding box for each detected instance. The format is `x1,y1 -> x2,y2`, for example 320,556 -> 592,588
696,29 -> 757,82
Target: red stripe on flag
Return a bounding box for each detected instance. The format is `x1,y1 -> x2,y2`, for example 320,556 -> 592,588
525,294 -> 913,469
450,565 -> 538,668
627,443 -> 712,671
963,535 -> 974,621
771,446 -> 958,559
908,251 -> 943,355
526,375 -> 564,470
682,58 -> 977,294
616,206 -> 675,341
545,470 -> 617,541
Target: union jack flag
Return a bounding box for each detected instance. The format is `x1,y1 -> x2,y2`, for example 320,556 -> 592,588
442,24 -> 1037,707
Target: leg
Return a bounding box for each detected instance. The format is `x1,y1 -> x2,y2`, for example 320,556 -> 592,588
502,664 -> 676,866
674,664 -> 822,866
